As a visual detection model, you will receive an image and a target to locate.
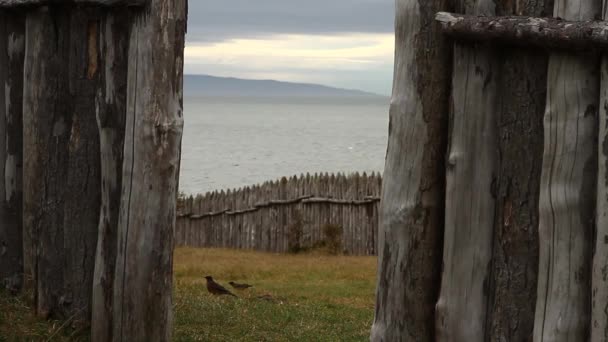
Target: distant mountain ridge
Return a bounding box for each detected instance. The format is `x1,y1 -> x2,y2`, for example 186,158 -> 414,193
184,74 -> 382,97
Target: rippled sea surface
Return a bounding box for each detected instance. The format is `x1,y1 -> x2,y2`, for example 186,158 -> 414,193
179,96 -> 389,195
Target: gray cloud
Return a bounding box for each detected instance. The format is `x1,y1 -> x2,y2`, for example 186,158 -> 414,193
187,0 -> 394,43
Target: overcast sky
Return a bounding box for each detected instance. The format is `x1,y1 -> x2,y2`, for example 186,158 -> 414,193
185,0 -> 395,95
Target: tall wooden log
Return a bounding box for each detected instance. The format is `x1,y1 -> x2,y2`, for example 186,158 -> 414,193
435,12 -> 608,51
0,0 -> 146,7
91,9 -> 130,342
435,0 -> 499,340
0,11 -> 8,288
592,1 -> 608,340
111,0 -> 186,339
370,0 -> 451,339
485,1 -> 550,340
23,7 -> 71,317
61,7 -> 104,324
533,0 -> 600,341
0,10 -> 24,293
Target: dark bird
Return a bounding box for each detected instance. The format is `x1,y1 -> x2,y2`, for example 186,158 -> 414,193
229,281 -> 253,290
204,276 -> 237,297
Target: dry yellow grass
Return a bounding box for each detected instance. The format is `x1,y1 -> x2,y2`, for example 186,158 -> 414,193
174,248 -> 377,341
1,248 -> 378,341
175,247 -> 377,309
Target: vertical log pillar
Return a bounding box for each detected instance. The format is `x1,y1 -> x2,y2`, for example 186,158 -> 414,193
92,9 -> 130,342
112,0 -> 186,339
63,7 -> 103,324
594,0 -> 608,338
23,7 -> 71,317
0,11 -> 24,292
370,0 -> 451,340
435,1 -> 499,341
533,0 -> 600,341
486,1 -> 550,340
23,6 -> 104,322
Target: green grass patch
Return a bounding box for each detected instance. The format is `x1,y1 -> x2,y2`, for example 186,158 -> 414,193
1,248 -> 377,341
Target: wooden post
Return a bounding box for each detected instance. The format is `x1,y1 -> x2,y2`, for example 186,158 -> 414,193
23,6 -> 71,318
62,7 -> 103,325
435,12 -> 608,51
23,5 -> 107,323
435,0 -> 498,340
91,9 -> 130,342
0,10 -> 24,293
371,0 -> 451,339
593,1 -> 608,339
112,0 -> 186,339
594,12 -> 608,337
485,1 -> 550,340
533,0 -> 599,340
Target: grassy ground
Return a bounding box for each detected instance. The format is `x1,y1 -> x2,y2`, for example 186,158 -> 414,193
1,248 -> 377,341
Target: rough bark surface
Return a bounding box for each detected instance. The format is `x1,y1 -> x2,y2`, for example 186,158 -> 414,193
533,1 -> 600,341
436,12 -> 608,51
0,0 -> 146,7
435,1 -> 498,341
91,9 -> 129,342
0,10 -> 24,294
24,6 -> 103,321
111,1 -> 186,340
485,1 -> 551,340
592,1 -> 608,340
62,7 -> 102,324
0,11 -> 8,288
23,7 -> 71,317
0,11 -> 22,292
370,0 -> 451,340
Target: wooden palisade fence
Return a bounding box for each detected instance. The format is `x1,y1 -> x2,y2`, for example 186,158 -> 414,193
176,172 -> 382,255
373,0 -> 608,341
0,0 -> 186,341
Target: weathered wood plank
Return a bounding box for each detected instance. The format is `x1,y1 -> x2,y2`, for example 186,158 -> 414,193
370,0 -> 451,339
485,1 -> 550,340
111,0 -> 186,339
24,6 -> 106,323
91,9 -> 130,342
533,1 -> 600,341
23,6 -> 71,318
436,12 -> 608,51
0,10 -> 24,294
435,0 -> 499,340
61,7 -> 103,325
592,2 -> 608,341
0,0 -> 145,7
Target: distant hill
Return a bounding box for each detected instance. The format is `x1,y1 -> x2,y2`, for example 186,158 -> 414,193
183,74 -> 382,98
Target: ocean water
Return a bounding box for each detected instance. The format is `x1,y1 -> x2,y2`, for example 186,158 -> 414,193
179,96 -> 390,195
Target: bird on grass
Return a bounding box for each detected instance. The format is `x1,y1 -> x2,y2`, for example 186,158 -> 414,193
229,281 -> 253,290
204,276 -> 238,298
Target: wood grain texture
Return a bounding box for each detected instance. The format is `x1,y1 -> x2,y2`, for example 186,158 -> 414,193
0,11 -> 8,288
436,12 -> 608,51
370,0 -> 451,340
435,0 -> 499,340
111,0 -> 186,340
592,1 -> 608,340
0,11 -> 24,292
23,6 -> 71,318
0,0 -> 145,7
91,9 -> 129,342
61,7 -> 103,325
533,1 -> 600,341
23,6 -> 106,323
485,1 -> 550,340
